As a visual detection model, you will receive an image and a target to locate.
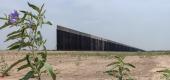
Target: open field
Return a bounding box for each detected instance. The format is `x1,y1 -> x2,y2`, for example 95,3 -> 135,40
0,51 -> 170,80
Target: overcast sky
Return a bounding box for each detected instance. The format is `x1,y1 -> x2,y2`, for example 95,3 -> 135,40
0,0 -> 170,51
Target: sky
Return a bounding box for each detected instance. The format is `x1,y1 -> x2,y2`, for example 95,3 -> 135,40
0,0 -> 170,51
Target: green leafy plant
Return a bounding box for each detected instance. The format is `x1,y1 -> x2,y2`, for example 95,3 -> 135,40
105,56 -> 135,80
0,2 -> 55,80
157,69 -> 170,80
0,55 -> 8,76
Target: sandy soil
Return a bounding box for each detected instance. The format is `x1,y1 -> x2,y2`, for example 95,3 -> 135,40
0,51 -> 169,80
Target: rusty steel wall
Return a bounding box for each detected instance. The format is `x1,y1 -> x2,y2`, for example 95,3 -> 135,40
57,25 -> 144,51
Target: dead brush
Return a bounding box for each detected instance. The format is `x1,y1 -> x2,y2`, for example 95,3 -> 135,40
0,55 -> 8,76
75,55 -> 81,66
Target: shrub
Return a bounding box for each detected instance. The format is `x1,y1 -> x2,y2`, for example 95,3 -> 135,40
105,56 -> 135,80
0,2 -> 55,80
157,69 -> 170,80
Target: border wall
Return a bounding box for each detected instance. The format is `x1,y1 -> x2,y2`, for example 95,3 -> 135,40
57,25 -> 144,51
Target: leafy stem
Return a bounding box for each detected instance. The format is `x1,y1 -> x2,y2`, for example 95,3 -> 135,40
105,56 -> 135,80
0,2 -> 55,80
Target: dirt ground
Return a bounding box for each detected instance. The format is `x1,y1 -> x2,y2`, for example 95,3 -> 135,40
0,51 -> 170,80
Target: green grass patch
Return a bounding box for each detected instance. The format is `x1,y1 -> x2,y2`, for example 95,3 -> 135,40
46,51 -> 170,57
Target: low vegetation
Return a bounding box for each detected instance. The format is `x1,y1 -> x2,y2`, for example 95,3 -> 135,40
0,55 -> 8,76
105,56 -> 135,80
157,69 -> 170,80
0,2 -> 55,80
46,51 -> 170,57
